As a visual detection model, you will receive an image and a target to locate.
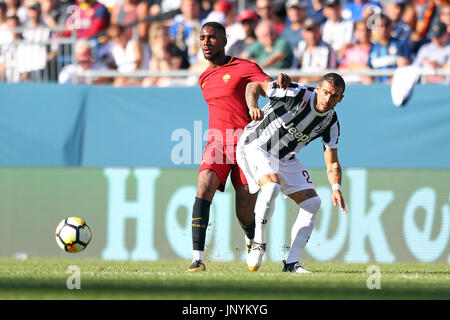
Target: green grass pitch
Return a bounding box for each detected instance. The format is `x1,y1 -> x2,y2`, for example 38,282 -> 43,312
0,258 -> 448,300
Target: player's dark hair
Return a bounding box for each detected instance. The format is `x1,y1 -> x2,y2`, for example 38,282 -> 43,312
201,21 -> 226,37
320,73 -> 346,94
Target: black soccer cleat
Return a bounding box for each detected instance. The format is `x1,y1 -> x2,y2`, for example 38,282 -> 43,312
282,260 -> 311,274
186,260 -> 206,272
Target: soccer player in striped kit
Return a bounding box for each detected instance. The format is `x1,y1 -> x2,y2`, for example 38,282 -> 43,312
187,22 -> 291,272
237,73 -> 348,273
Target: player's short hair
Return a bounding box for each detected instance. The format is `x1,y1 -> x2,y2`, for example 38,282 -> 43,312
320,73 -> 346,94
201,21 -> 226,37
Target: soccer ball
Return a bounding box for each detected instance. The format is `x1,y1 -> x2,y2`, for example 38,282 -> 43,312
55,217 -> 92,253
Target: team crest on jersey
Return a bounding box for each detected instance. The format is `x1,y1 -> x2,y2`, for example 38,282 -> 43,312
314,113 -> 334,133
222,74 -> 231,83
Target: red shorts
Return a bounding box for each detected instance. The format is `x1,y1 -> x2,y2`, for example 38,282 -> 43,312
198,141 -> 248,192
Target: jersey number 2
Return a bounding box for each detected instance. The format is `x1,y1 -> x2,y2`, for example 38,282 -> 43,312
302,170 -> 312,183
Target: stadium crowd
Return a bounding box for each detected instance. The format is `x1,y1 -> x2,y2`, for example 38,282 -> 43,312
0,0 -> 448,85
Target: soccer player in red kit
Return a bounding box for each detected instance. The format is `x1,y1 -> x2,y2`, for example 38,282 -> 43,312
187,21 -> 290,271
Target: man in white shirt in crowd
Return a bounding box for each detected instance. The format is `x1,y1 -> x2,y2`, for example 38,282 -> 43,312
321,0 -> 354,59
413,22 -> 450,83
59,40 -> 110,84
295,18 -> 337,83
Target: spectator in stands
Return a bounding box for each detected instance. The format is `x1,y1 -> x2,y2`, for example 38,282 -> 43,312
111,0 -> 139,38
280,0 -> 307,54
43,0 -> 76,74
368,14 -> 411,83
23,2 -> 46,37
143,0 -> 162,17
255,0 -> 285,34
306,0 -> 326,25
410,0 -> 442,53
169,0 -> 202,66
142,23 -> 189,87
134,0 -> 161,32
5,0 -> 26,24
0,12 -> 6,73
294,17 -> 337,83
159,0 -> 181,13
342,0 -> 382,21
58,40 -> 110,84
200,1 -> 227,28
1,14 -> 21,43
27,0 -> 63,81
64,0 -> 110,39
110,0 -> 153,42
0,3 -> 7,77
439,4 -> 450,33
202,0 -> 233,27
241,20 -> 293,68
21,1 -> 57,81
148,0 -> 161,17
321,0 -> 354,59
39,0 -> 60,28
402,0 -> 418,31
0,15 -> 25,82
0,2 -> 8,29
199,0 -> 213,12
106,24 -> 150,86
413,21 -> 450,82
385,0 -> 412,42
207,1 -> 242,52
39,0 -> 76,28
339,19 -> 373,84
220,0 -> 237,28
226,9 -> 258,58
55,0 -> 76,25
0,2 -> 6,33
225,4 -> 248,51
255,0 -> 273,22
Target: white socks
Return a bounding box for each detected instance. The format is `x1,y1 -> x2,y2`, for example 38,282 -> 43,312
286,196 -> 321,264
193,250 -> 204,262
253,182 -> 281,244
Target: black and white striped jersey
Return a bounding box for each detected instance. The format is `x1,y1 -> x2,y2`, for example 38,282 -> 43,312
241,81 -> 340,160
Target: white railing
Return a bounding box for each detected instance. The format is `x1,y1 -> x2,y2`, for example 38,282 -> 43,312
76,68 -> 450,85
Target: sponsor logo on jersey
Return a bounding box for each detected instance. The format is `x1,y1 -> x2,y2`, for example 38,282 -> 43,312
282,122 -> 311,142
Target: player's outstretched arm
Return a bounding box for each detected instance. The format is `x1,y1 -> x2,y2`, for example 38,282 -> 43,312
245,81 -> 270,121
324,146 -> 348,214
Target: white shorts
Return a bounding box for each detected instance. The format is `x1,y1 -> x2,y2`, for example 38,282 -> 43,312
236,142 -> 316,195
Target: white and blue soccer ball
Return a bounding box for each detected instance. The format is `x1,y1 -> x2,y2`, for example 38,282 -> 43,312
55,217 -> 92,253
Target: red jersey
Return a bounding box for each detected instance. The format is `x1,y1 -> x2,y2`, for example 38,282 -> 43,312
199,57 -> 271,145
